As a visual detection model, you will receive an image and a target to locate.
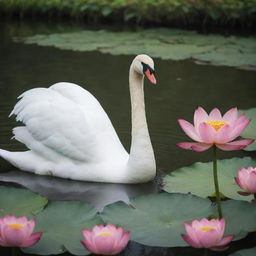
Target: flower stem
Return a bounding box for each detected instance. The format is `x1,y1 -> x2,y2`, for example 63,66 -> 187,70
213,145 -> 223,218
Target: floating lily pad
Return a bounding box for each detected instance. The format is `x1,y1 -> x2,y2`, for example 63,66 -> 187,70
163,157 -> 255,201
194,47 -> 256,67
101,193 -> 256,247
240,108 -> 256,151
23,201 -> 103,255
221,200 -> 256,240
101,193 -> 213,247
230,247 -> 256,256
17,28 -> 256,70
0,186 -> 48,218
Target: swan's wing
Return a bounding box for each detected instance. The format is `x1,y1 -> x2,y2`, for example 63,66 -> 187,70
49,82 -> 118,139
11,83 -> 126,162
11,87 -> 96,162
50,83 -> 128,158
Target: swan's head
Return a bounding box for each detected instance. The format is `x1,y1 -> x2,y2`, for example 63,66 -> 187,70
132,54 -> 156,84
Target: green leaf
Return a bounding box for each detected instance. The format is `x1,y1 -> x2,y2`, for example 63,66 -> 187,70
19,29 -> 256,69
0,186 -> 48,218
240,108 -> 256,151
79,4 -> 88,12
194,46 -> 256,67
101,193 -> 213,247
101,6 -> 112,17
163,157 -> 255,201
230,247 -> 256,256
23,201 -> 103,255
101,193 -> 256,247
208,9 -> 221,20
221,200 -> 256,239
124,12 -> 138,21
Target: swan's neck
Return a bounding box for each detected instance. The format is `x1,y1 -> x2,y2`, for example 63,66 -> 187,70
126,67 -> 156,182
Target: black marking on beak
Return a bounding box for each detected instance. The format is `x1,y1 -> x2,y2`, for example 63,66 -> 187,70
141,62 -> 155,75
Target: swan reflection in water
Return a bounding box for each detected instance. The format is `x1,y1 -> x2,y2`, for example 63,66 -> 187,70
0,170 -> 158,211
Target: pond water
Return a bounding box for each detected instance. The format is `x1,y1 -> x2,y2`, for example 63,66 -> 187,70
0,22 -> 255,256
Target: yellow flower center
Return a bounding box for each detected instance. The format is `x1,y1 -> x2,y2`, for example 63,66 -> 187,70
8,223 -> 24,230
200,226 -> 214,232
98,232 -> 112,237
204,120 -> 227,131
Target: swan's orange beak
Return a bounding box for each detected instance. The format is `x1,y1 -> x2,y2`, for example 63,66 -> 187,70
145,69 -> 157,84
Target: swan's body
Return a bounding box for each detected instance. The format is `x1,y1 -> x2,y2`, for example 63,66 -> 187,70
0,54 -> 156,183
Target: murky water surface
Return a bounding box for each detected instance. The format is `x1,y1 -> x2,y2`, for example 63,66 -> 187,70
0,22 -> 255,256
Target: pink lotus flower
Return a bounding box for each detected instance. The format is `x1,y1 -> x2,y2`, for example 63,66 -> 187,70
0,214 -> 42,247
235,166 -> 256,195
182,218 -> 234,251
81,224 -> 130,255
177,107 -> 254,152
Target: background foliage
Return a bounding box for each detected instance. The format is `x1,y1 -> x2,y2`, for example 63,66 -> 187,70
0,0 -> 256,29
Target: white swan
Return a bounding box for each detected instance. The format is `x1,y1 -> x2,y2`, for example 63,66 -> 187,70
0,54 -> 157,184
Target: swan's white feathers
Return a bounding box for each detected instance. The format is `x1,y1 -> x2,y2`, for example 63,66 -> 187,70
13,126 -> 61,161
0,55 -> 156,183
11,82 -> 126,163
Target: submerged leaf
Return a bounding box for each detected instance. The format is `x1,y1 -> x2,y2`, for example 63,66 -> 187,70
163,157 -> 255,201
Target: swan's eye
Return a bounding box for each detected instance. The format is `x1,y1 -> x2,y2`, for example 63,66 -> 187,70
141,62 -> 155,75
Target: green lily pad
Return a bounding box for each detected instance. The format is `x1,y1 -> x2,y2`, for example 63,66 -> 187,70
23,201 -> 103,255
240,108 -> 256,151
0,186 -> 48,218
101,193 -> 213,247
101,193 -> 256,247
17,28 -> 256,69
230,247 -> 256,256
220,200 -> 256,240
163,157 -> 255,201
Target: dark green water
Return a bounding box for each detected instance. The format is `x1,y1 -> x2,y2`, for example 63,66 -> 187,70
0,22 -> 255,256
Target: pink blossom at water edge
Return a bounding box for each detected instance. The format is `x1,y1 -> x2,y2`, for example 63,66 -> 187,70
181,218 -> 234,251
81,224 -> 130,255
235,166 -> 256,195
0,214 -> 42,247
177,107 -> 254,152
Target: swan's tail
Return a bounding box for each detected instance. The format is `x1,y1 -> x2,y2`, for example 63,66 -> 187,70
0,149 -> 42,174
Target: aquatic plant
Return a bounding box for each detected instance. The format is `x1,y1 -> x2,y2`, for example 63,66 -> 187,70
230,247 -> 256,256
240,108 -> 256,151
177,107 -> 253,152
177,107 -> 254,218
0,186 -> 255,254
81,224 -> 130,255
0,214 -> 42,247
0,186 -> 48,218
182,218 -> 234,251
235,167 -> 256,198
19,29 -> 256,70
23,201 -> 102,255
163,157 -> 256,201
